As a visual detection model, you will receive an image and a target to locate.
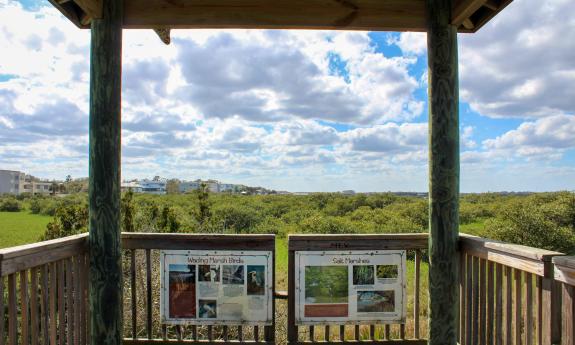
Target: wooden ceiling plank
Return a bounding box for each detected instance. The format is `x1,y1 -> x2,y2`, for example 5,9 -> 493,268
122,0 -> 427,31
462,18 -> 475,29
483,0 -> 499,11
452,0 -> 486,26
73,0 -> 102,20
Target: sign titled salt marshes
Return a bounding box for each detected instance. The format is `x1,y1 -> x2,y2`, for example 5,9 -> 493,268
295,250 -> 406,325
160,250 -> 273,325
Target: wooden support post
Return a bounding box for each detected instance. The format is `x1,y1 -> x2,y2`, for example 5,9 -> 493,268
427,0 -> 460,344
88,0 -> 123,343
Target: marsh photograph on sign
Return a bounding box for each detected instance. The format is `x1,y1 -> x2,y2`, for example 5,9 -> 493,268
295,250 -> 406,325
160,250 -> 273,325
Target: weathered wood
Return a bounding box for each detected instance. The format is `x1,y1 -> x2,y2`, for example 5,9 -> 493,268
287,249 -> 297,344
339,325 -> 345,341
554,257 -> 575,286
288,234 -> 428,251
354,325 -> 360,341
8,274 -> 16,345
21,270 -> 30,345
146,249 -> 152,340
479,259 -> 486,345
427,0 -> 459,344
73,0 -> 102,19
536,277 -> 543,345
505,267 -> 512,345
514,269 -> 522,345
465,255 -> 472,345
0,277 -> 4,345
123,340 -> 427,345
49,263 -> 57,345
414,250 -> 421,339
487,261 -> 494,345
525,273 -> 533,345
66,259 -> 74,345
74,256 -> 81,345
88,0 -> 123,343
384,325 -> 390,340
130,250 -> 137,340
460,235 -> 563,277
495,264 -> 503,345
472,257 -> 479,345
30,268 -> 39,345
0,234 -> 88,276
123,233 -> 275,251
58,261 -> 65,345
452,0 -> 485,25
562,283 -> 574,345
541,277 -> 554,345
208,326 -> 213,342
41,265 -> 49,345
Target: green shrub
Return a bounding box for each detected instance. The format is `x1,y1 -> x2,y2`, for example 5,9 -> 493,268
0,198 -> 22,212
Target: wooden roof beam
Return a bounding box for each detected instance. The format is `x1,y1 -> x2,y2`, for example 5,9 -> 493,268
73,0 -> 102,20
452,0 -> 486,26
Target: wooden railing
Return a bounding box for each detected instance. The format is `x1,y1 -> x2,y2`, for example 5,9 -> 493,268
2,232 -> 574,345
552,256 -> 575,345
0,233 -> 89,345
287,234 -> 429,345
459,234 -> 564,345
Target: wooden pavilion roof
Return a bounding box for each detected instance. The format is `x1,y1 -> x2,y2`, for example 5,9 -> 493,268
49,0 -> 512,34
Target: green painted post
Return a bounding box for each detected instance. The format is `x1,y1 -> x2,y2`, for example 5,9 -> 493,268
88,0 -> 123,344
427,0 -> 460,344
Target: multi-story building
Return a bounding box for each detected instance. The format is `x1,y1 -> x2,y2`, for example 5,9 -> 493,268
139,179 -> 167,194
179,180 -> 200,193
0,170 -> 53,195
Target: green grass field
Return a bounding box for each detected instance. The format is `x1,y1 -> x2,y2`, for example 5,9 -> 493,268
0,211 -> 51,248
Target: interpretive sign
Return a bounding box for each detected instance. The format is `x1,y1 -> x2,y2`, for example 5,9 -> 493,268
160,250 -> 273,325
294,250 -> 406,325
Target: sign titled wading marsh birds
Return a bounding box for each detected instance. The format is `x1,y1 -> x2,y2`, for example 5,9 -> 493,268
295,250 -> 406,325
160,250 -> 273,325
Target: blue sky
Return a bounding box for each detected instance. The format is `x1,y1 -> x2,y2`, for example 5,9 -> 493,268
0,0 -> 574,192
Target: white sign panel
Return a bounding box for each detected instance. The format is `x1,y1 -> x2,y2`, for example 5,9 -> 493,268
295,250 -> 406,325
160,250 -> 273,325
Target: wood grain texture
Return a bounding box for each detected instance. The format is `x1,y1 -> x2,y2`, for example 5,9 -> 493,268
288,233 -> 428,251
88,0 -> 123,342
427,0 -> 459,344
122,233 -> 275,251
8,274 -> 16,345
0,277 -> 4,345
562,283 -> 574,345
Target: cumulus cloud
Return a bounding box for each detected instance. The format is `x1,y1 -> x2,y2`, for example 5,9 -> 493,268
483,115 -> 575,158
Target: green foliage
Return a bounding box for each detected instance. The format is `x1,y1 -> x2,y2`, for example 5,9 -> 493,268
484,193 -> 575,254
121,190 -> 135,232
40,203 -> 88,241
0,197 -> 22,212
196,182 -> 212,224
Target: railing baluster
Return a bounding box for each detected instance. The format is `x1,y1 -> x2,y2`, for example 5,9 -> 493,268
31,268 -> 39,345
369,325 -> 374,340
21,270 -> 30,345
384,324 -> 390,340
308,325 -> 313,342
536,276 -> 543,345
8,274 -> 17,345
57,261 -> 65,345
145,249 -> 152,340
480,258 -> 486,345
466,254 -> 473,345
66,259 -> 73,345
459,252 -> 465,344
49,263 -> 57,345
0,276 -> 4,345
339,325 -> 345,341
400,324 -> 405,340
130,249 -> 137,340
223,325 -> 228,341
73,257 -> 81,345
515,269 -> 522,345
473,256 -> 480,345
325,325 -> 330,341
41,265 -> 49,345
236,326 -> 241,342
354,325 -> 360,341
495,263 -> 503,345
487,261 -> 494,345
176,325 -> 182,341
505,266 -> 512,345
415,249 -> 421,340
207,325 -> 213,342
562,283 -> 574,345
525,272 -> 533,345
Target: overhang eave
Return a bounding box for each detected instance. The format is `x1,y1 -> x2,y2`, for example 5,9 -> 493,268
48,0 -> 513,33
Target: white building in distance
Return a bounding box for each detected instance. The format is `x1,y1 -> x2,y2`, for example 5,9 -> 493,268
0,170 -> 53,195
